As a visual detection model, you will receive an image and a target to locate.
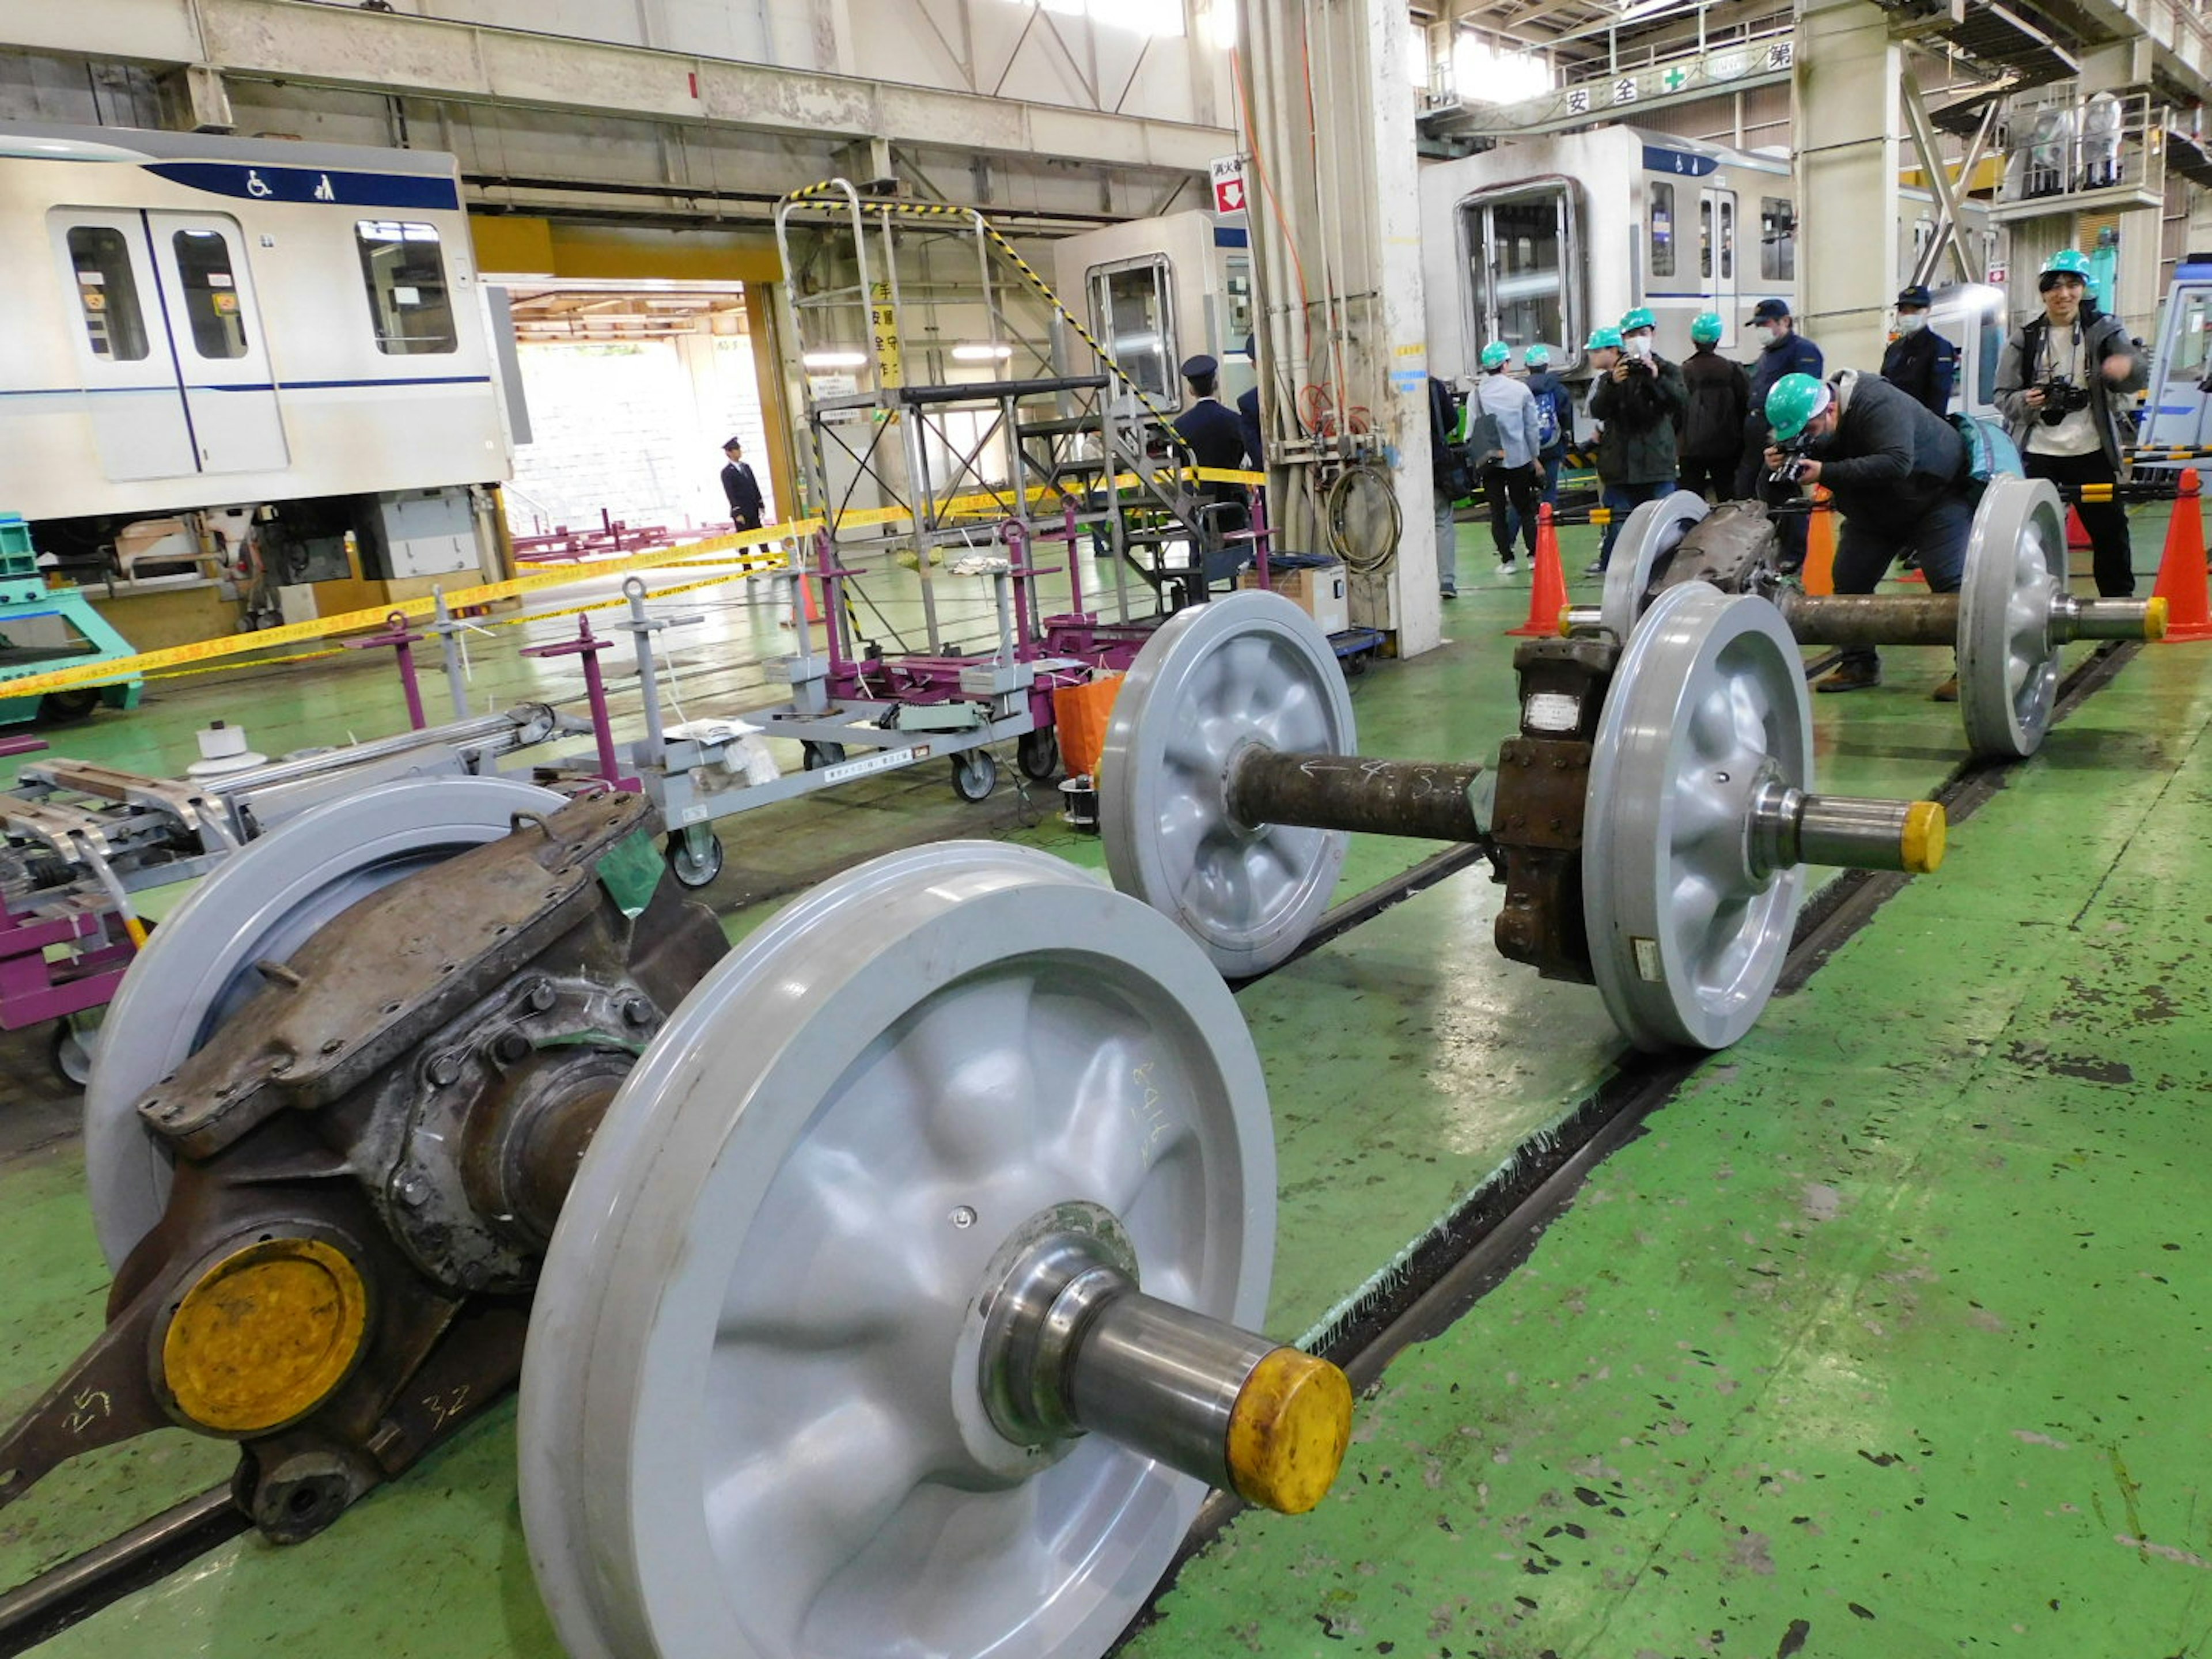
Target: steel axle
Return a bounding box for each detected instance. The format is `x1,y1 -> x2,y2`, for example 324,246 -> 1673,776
1565,592 -> 2165,650
1222,740 -> 1937,877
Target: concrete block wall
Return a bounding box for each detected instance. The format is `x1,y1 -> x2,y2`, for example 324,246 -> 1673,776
503,336 -> 775,539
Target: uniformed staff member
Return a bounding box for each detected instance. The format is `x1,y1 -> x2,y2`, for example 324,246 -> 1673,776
1880,285 -> 1959,416
719,437 -> 765,532
1236,334 -> 1265,469
1762,370 -> 1976,701
1172,353 -> 1252,512
1168,353 -> 1252,603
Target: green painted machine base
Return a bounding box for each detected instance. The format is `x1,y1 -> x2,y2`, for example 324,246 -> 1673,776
0,586 -> 145,727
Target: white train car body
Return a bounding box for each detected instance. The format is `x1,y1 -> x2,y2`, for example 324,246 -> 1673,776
1422,126 -> 1991,385
0,122 -> 507,539
1050,211 -> 1257,407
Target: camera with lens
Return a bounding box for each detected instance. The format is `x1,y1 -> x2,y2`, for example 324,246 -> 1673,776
2033,376 -> 2092,425
1767,430 -> 1817,485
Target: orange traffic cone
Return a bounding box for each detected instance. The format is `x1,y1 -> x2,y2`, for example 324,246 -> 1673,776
2152,468 -> 2212,642
802,572 -> 823,624
1509,504 -> 1571,638
2067,505 -> 2093,550
1801,487 -> 1836,596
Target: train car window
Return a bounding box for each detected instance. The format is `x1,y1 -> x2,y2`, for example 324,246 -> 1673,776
1759,198 -> 1796,282
1979,316 -> 2003,407
1699,198 -> 1713,281
1649,182 -> 1676,279
63,227 -> 150,362
1092,262 -> 1173,400
172,229 -> 248,358
1719,199 -> 1734,281
2168,292 -> 2212,380
356,221 -> 459,355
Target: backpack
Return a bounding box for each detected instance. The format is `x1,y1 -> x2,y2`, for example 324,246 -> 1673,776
1532,384 -> 1563,450
1951,411 -> 2023,492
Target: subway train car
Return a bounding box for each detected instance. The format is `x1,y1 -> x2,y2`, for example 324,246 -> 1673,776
0,122 -> 513,588
2135,255 -> 2212,454
1419,125 -> 1995,384
1050,211 -> 1257,410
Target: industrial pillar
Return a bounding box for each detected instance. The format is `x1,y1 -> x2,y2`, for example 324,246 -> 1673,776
1794,0 -> 1903,374
1237,0 -> 1439,657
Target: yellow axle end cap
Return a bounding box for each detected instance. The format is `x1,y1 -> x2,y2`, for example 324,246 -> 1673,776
162,1238 -> 370,1435
1900,800 -> 1947,874
2145,596 -> 2171,641
1225,1346 -> 1354,1515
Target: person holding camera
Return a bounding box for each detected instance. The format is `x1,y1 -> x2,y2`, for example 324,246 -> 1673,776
1583,315 -> 1685,575
1762,370 -> 1976,699
1994,249 -> 2146,598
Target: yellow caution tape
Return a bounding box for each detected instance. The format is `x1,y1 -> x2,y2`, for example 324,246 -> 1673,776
1,530 -> 797,700
3,456 -> 1272,701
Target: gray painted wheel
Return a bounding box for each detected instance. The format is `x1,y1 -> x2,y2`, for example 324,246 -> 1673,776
520,842 -> 1273,1659
1958,476 -> 2066,759
1099,590 -> 1355,978
953,747 -> 999,803
1599,490 -> 1709,640
666,826 -> 725,889
83,774 -> 563,1270
1584,584 -> 1813,1052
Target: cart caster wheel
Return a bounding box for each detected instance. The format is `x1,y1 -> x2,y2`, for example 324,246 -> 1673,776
1017,728 -> 1060,782
37,688 -> 102,726
48,1020 -> 94,1090
666,828 -> 725,891
953,749 -> 999,803
802,741 -> 848,771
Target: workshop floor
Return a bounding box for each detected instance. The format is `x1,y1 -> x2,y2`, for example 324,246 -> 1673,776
0,509 -> 2198,1657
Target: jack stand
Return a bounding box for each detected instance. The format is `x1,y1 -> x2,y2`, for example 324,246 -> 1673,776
523,617 -> 639,791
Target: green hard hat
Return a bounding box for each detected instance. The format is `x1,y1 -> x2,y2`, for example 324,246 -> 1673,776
1523,343 -> 1551,368
1764,372 -> 1830,442
1690,310 -> 1724,344
2040,248 -> 2093,286
1584,325 -> 1624,351
1479,340 -> 1512,369
1619,306 -> 1657,335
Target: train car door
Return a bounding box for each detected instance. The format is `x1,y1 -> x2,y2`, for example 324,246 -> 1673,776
144,213 -> 290,475
46,210 -> 198,483
2139,277 -> 2212,450
1088,255 -> 1177,406
1700,188 -> 1738,347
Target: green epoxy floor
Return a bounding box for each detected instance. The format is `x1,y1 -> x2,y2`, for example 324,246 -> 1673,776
0,513 -> 2197,1656
1123,610 -> 2212,1659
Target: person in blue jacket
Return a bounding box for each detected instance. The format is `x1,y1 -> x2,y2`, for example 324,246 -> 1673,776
1734,298 -> 1824,571
1505,343 -> 1574,550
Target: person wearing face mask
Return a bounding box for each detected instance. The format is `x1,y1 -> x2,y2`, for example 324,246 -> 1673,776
1993,249 -> 2146,598
1880,286 -> 1959,416
1582,312 -> 1685,575
1736,298 -> 1824,572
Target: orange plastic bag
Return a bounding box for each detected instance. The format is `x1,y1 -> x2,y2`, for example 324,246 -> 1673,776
1052,674 -> 1124,778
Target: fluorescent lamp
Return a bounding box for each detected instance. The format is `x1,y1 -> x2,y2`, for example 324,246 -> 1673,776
951,343 -> 1013,361
802,350 -> 869,368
